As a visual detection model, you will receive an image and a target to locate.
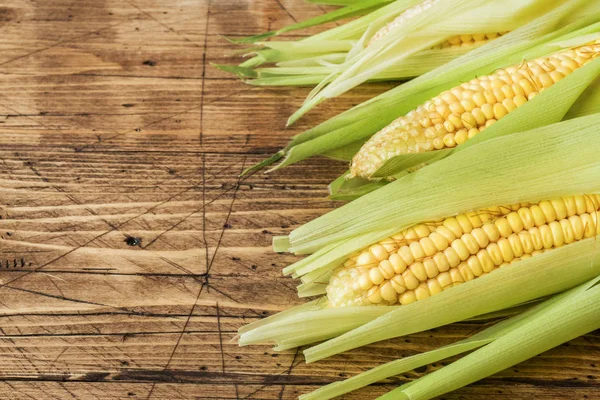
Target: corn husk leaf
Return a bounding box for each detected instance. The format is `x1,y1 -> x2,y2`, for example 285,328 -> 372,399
380,276 -> 600,400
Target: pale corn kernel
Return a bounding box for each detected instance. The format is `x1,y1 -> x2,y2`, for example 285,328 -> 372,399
436,225 -> 457,243
433,252 -> 450,272
451,239 -> 471,261
471,228 -> 490,248
410,262 -> 428,281
560,219 -> 575,244
495,218 -> 513,237
357,252 -> 377,267
409,241 -> 426,261
380,281 -> 398,302
444,247 -> 462,268
477,249 -> 495,272
443,217 -> 463,237
530,205 -> 546,226
402,270 -> 420,290
497,238 -> 515,261
420,237 -> 438,256
398,246 -> 415,265
538,225 -> 554,249
427,279 -> 443,295
450,268 -> 464,284
574,195 -> 588,214
436,271 -> 452,288
415,283 -> 431,300
456,214 -> 474,233
458,263 -> 475,281
423,259 -> 439,278
486,242 -> 504,265
569,215 -> 585,240
466,256 -> 484,276
529,227 -> 544,250
482,223 -> 501,242
581,214 -> 597,237
370,244 -> 389,261
367,286 -> 383,304
389,253 -> 407,274
507,234 -> 524,257
518,231 -> 534,254
369,267 -> 385,285
539,200 -> 557,222
461,233 -> 480,254
399,291 -> 416,305
551,198 -> 568,220
455,129 -> 468,145
358,274 -> 373,291
378,260 -> 395,280
517,207 -> 535,230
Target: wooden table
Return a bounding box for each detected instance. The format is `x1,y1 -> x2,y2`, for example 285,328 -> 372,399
0,1 -> 597,399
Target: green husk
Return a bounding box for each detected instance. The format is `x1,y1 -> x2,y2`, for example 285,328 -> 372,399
380,276 -> 600,400
299,287 -> 572,400
246,8 -> 600,174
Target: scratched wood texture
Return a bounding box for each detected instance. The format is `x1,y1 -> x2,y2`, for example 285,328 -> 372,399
0,1 -> 596,399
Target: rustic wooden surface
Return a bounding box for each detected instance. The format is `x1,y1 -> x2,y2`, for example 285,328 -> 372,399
0,1 -> 596,399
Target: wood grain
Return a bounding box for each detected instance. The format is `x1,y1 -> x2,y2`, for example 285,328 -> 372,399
0,0 -> 597,399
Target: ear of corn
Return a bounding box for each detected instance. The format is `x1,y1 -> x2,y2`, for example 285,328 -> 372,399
327,41 -> 600,200
327,195 -> 600,307
349,40 -> 600,179
244,8 -> 600,176
303,238 -> 600,363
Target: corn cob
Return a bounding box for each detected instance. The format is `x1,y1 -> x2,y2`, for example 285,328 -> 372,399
350,40 -> 600,179
368,0 -> 507,48
326,194 -> 600,307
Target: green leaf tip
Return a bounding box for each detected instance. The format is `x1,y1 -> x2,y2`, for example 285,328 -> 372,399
211,63 -> 258,79
224,32 -> 277,45
240,151 -> 285,177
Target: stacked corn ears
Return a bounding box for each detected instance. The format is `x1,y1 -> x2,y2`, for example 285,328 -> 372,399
219,1 -> 600,399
